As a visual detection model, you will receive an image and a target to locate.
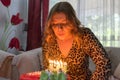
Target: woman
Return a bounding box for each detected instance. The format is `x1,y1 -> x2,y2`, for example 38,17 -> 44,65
42,1 -> 111,80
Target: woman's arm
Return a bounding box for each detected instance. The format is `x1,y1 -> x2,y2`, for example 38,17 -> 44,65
83,28 -> 111,80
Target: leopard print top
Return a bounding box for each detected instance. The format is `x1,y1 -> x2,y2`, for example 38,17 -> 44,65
42,27 -> 111,80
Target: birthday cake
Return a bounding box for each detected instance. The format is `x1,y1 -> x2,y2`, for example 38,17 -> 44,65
20,60 -> 69,80
20,70 -> 70,80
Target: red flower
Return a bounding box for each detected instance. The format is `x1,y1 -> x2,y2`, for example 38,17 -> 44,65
11,13 -> 23,25
8,37 -> 20,50
0,0 -> 11,7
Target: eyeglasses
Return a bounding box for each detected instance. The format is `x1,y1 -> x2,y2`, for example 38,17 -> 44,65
51,23 -> 69,29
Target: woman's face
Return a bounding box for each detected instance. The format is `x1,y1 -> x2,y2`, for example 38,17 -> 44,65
51,12 -> 73,41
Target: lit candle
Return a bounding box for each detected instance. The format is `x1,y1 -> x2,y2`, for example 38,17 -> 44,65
53,60 -> 56,69
48,59 -> 67,72
60,60 -> 62,68
56,60 -> 60,71
49,59 -> 54,71
63,62 -> 67,73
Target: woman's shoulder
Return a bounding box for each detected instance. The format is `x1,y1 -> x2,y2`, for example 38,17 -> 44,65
78,27 -> 92,34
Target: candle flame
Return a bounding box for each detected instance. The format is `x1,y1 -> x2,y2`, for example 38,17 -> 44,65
48,59 -> 67,72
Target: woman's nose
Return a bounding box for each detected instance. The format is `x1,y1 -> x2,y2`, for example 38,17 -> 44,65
58,25 -> 63,31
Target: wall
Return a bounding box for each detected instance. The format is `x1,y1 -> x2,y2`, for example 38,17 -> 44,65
0,0 -> 28,51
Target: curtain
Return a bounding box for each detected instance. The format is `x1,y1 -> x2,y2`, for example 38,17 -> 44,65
42,0 -> 49,32
77,0 -> 120,47
26,0 -> 49,50
49,0 -> 120,47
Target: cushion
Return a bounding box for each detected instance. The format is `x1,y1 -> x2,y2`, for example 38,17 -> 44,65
0,50 -> 15,67
12,48 -> 42,74
105,47 -> 120,74
0,56 -> 14,78
109,75 -> 119,80
0,77 -> 10,80
37,48 -> 43,70
114,63 -> 120,79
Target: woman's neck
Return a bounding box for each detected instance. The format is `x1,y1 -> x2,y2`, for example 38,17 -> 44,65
57,35 -> 74,58
57,35 -> 74,43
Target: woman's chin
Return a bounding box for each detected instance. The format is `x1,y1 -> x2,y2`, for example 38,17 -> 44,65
57,37 -> 65,41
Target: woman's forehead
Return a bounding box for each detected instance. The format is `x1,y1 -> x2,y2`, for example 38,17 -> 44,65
52,12 -> 67,21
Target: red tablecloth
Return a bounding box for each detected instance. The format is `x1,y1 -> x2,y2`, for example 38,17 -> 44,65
20,71 -> 41,80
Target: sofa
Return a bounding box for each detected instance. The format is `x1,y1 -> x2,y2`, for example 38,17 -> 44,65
0,47 -> 120,80
0,48 -> 42,80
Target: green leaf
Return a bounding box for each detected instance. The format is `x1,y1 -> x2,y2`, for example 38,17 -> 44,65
40,71 -> 49,80
49,71 -> 57,80
49,74 -> 56,80
57,72 -> 66,80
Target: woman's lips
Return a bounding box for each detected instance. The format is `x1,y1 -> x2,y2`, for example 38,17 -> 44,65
58,33 -> 64,36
